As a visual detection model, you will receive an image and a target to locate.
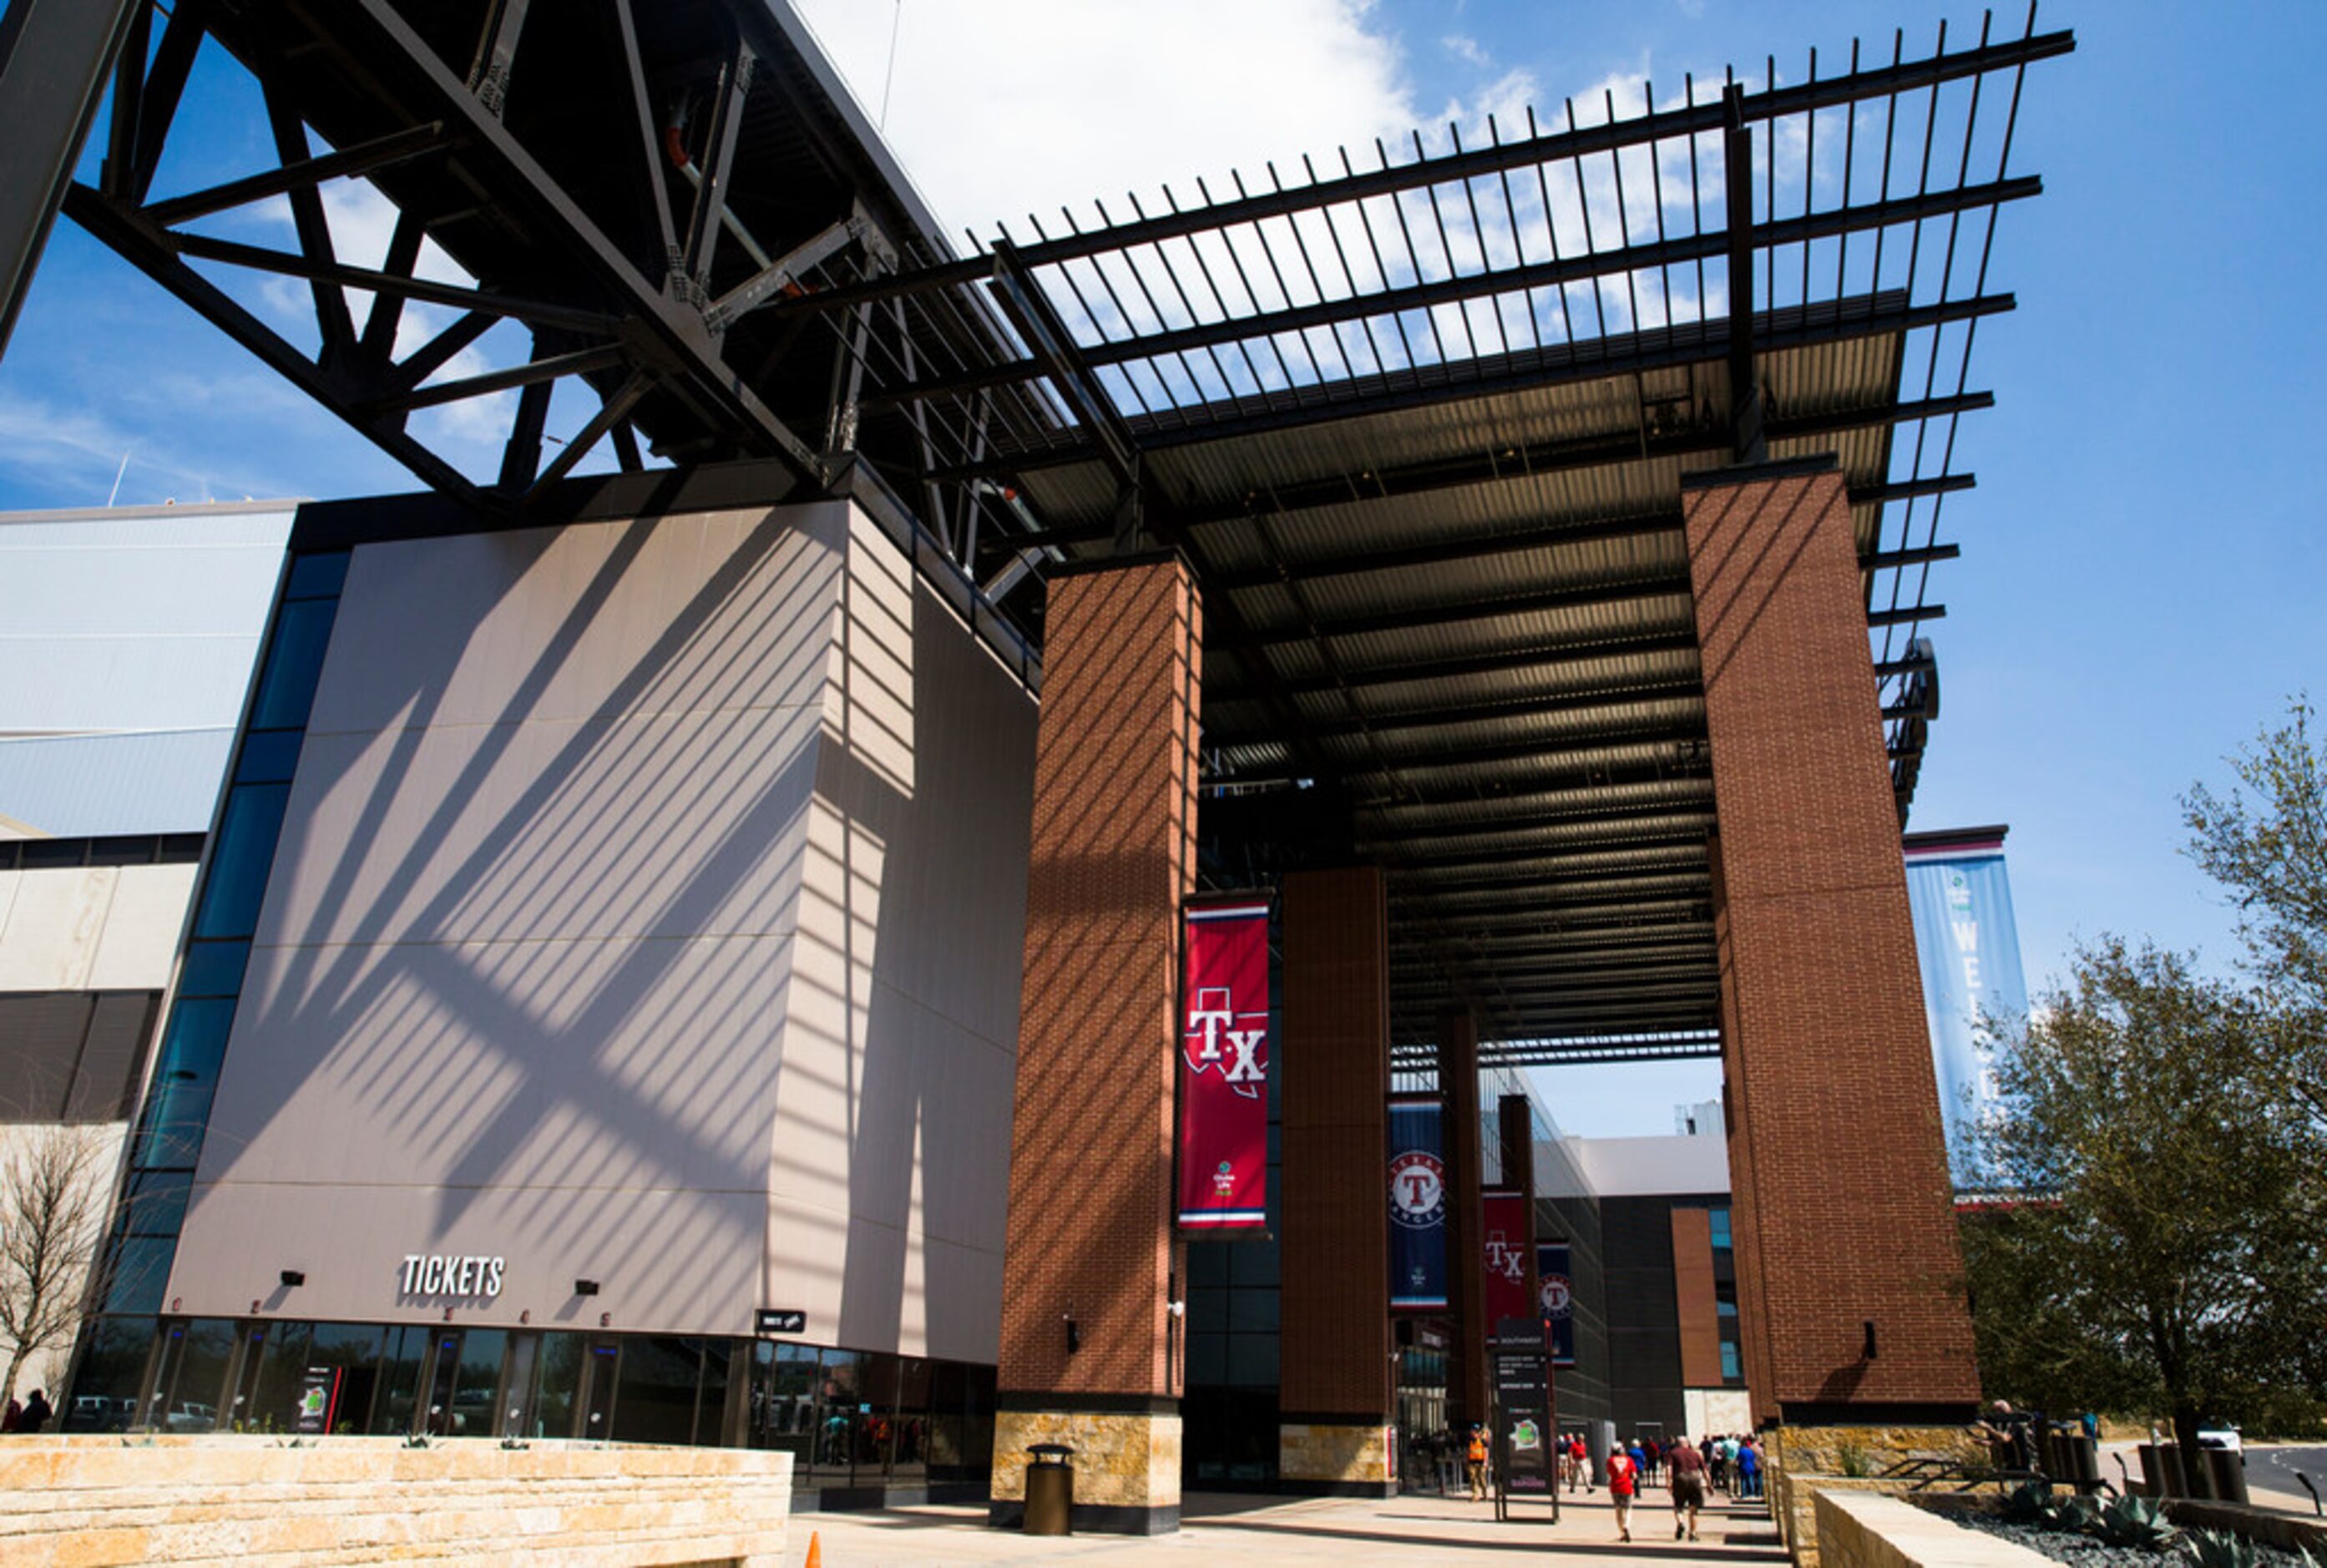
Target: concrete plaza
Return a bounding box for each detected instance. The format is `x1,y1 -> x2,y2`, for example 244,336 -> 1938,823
778,1486 -> 1784,1565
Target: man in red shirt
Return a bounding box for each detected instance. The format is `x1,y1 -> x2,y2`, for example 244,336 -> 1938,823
1606,1441 -> 1639,1541
1667,1432 -> 1707,1540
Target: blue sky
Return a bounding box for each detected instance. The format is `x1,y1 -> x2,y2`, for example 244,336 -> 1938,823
2,2 -> 2319,1134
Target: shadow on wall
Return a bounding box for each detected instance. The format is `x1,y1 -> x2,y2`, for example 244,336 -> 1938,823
175,501 -> 1031,1347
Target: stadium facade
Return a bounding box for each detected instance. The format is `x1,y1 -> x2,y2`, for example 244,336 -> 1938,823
0,0 -> 2075,1535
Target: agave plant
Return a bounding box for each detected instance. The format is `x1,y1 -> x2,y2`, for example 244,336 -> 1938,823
2051,1495 -> 2103,1536
2181,1528 -> 2260,1568
2001,1480 -> 2056,1524
2097,1494 -> 2180,1550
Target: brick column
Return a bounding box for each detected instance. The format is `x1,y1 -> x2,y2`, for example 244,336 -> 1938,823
1277,867 -> 1394,1495
1495,1094 -> 1540,1338
1682,459 -> 1979,1425
989,554 -> 1199,1535
1436,1009 -> 1490,1435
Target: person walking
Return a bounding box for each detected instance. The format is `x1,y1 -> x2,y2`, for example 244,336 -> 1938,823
1571,1431 -> 1592,1493
18,1389 -> 52,1434
1737,1434 -> 1763,1500
1668,1433 -> 1707,1540
1466,1424 -> 1490,1502
1607,1439 -> 1639,1542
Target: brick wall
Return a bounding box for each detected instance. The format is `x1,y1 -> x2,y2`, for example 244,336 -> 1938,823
1671,1205 -> 1723,1389
997,558 -> 1201,1402
1278,867 -> 1392,1423
1682,466 -> 1979,1422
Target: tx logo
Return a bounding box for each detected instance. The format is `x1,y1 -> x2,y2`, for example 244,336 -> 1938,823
1184,986 -> 1267,1100
1484,1231 -> 1526,1283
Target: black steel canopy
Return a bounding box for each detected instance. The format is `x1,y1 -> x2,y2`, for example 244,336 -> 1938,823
32,0 -> 2072,1065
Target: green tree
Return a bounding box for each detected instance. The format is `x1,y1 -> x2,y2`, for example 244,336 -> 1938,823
2183,695 -> 2327,1127
1966,938 -> 2327,1459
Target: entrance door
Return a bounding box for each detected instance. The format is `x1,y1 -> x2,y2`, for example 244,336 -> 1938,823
497,1334 -> 538,1438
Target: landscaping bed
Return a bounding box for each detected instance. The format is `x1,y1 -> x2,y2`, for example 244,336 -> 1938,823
1920,1486 -> 2321,1568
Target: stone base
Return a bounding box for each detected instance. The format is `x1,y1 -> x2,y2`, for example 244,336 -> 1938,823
1764,1424 -> 1986,1568
1278,1422 -> 1394,1495
989,1408 -> 1181,1535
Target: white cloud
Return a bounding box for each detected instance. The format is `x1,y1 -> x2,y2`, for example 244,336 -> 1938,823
0,392 -> 286,505
788,0 -> 1420,242
1442,33 -> 1491,68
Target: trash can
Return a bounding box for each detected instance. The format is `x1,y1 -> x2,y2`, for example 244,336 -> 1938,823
2065,1435 -> 2102,1493
2139,1443 -> 2185,1499
1024,1443 -> 1075,1535
2204,1449 -> 2248,1506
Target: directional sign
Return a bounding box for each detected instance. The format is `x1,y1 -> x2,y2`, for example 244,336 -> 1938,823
756,1309 -> 807,1336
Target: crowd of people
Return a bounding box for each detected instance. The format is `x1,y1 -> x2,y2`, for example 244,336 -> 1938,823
1,1389 -> 53,1433
1498,1425 -> 1764,1542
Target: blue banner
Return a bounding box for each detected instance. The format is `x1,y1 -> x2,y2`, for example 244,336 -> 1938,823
1905,837 -> 2030,1185
1537,1243 -> 1575,1367
1388,1096 -> 1448,1312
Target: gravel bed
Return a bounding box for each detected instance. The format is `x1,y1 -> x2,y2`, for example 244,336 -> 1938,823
1940,1507 -> 2312,1568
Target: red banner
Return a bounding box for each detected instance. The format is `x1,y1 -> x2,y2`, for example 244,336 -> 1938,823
1176,898 -> 1271,1233
1481,1189 -> 1532,1328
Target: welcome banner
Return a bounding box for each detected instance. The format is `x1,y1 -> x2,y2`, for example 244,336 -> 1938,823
1176,897 -> 1272,1233
1388,1095 -> 1449,1310
1481,1189 -> 1532,1330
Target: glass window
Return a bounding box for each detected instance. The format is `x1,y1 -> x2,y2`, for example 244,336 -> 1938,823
1225,1333 -> 1278,1388
306,1323 -> 385,1435
248,599 -> 337,730
747,1342 -> 817,1483
696,1338 -> 732,1446
63,1318 -> 154,1431
234,730 -> 305,785
925,1361 -> 969,1485
121,1169 -> 190,1237
889,1357 -> 932,1485
103,1236 -> 174,1315
963,1363 -> 995,1487
178,941 -> 250,999
282,551 -> 349,601
447,1329 -> 507,1437
1708,1206 -> 1733,1250
235,1321 -> 308,1432
133,997 -> 236,1170
1720,1341 -> 1742,1381
1226,1288 -> 1278,1333
193,785 -> 289,939
611,1337 -> 701,1447
816,1349 -> 862,1488
372,1325 -> 428,1434
855,1352 -> 900,1483
531,1333 -> 585,1439
161,1318 -> 236,1432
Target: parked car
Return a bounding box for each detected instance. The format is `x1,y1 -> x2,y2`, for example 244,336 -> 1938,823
2196,1426 -> 2244,1464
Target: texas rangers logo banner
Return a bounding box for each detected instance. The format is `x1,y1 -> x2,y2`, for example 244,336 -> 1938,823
1176,897 -> 1272,1233
1481,1189 -> 1533,1329
1538,1242 -> 1576,1367
1388,1095 -> 1448,1311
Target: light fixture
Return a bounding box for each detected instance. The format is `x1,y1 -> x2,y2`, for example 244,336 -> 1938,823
574,1278 -> 599,1297
280,1269 -> 305,1287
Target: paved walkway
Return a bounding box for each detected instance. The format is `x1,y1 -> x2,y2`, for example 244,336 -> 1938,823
778,1485 -> 1785,1565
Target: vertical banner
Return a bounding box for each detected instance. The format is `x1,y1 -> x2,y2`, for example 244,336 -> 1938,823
1388,1095 -> 1449,1311
1537,1242 -> 1576,1368
1176,897 -> 1272,1232
1481,1189 -> 1531,1329
1904,832 -> 2031,1184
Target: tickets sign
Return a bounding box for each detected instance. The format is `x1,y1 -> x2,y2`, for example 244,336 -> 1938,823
1176,898 -> 1271,1232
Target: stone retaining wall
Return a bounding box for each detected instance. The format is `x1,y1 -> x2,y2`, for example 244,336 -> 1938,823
1815,1490 -> 2051,1568
0,1435 -> 792,1567
1766,1426 -> 1987,1567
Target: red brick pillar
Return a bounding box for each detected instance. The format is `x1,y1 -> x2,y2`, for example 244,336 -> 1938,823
1277,867 -> 1394,1495
1682,460 -> 1980,1425
1437,1009 -> 1490,1436
990,554 -> 1199,1535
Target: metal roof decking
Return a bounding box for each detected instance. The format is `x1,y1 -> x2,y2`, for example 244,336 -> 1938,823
48,0 -> 2071,1064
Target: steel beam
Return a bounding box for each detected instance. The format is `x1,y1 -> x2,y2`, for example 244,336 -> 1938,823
0,0 -> 139,358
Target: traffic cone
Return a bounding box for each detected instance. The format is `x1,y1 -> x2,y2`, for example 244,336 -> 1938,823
803,1530 -> 822,1568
